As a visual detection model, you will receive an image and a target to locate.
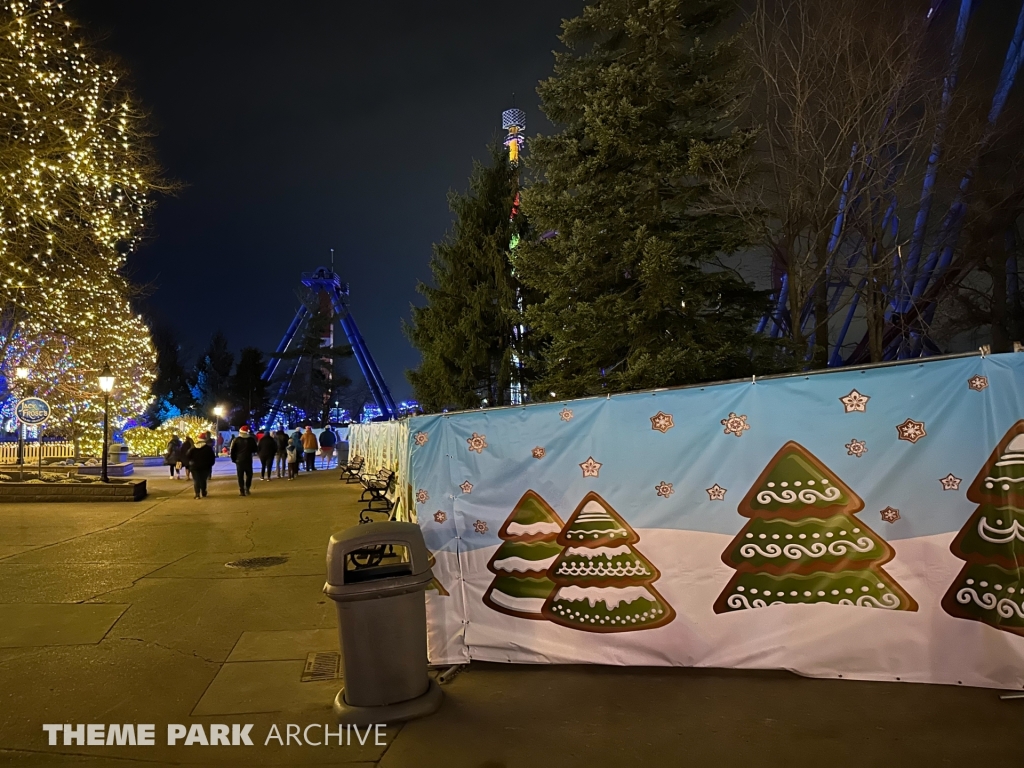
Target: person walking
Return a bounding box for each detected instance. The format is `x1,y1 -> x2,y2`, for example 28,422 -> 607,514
257,429 -> 277,482
301,425 -> 318,472
274,429 -> 288,478
290,428 -> 303,471
180,435 -> 195,480
286,441 -> 300,480
318,426 -> 337,469
164,434 -> 182,479
229,425 -> 257,495
187,432 -> 216,499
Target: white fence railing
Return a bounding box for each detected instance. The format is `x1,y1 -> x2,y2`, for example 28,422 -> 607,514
0,442 -> 74,463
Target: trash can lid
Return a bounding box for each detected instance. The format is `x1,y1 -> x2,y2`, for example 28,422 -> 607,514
324,521 -> 434,600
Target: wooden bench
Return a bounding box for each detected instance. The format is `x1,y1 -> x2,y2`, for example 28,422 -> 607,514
341,455 -> 365,483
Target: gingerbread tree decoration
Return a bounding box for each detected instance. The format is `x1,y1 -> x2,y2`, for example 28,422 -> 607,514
541,492 -> 675,632
714,441 -> 917,613
483,491 -> 565,620
942,420 -> 1024,635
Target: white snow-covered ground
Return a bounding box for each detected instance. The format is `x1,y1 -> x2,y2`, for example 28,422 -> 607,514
426,529 -> 1024,690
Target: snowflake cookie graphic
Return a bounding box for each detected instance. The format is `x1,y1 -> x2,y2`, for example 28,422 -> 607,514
655,481 -> 674,498
896,419 -> 927,444
839,389 -> 870,413
845,439 -> 867,458
413,431 -> 429,446
650,412 -> 675,433
880,507 -> 901,524
706,484 -> 727,501
467,432 -> 487,453
433,510 -> 447,524
415,489 -> 429,504
473,520 -> 488,535
721,413 -> 750,437
968,375 -> 988,392
532,446 -> 546,459
560,407 -> 574,422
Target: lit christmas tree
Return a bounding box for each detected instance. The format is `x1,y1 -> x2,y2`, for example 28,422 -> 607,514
542,492 -> 675,632
483,491 -> 565,619
714,441 -> 917,613
942,420 -> 1024,635
0,1 -> 161,450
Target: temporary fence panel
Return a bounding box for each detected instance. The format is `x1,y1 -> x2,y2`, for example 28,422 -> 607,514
408,353 -> 1024,688
348,421 -> 411,520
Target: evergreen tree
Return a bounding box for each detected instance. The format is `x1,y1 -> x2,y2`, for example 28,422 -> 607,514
144,326 -> 193,426
229,347 -> 268,427
406,142 -> 525,412
515,0 -> 779,398
189,331 -> 234,411
276,305 -> 351,424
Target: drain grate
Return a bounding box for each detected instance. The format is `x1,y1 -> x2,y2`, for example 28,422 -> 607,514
224,556 -> 289,570
301,651 -> 341,682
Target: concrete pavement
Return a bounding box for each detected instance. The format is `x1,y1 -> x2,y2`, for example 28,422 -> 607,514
0,459 -> 1020,767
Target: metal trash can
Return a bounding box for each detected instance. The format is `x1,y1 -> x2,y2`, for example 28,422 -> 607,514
324,521 -> 442,724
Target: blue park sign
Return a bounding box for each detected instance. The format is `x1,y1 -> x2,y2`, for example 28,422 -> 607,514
15,397 -> 50,426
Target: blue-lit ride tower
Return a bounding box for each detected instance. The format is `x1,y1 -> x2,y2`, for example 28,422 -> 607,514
262,267 -> 397,425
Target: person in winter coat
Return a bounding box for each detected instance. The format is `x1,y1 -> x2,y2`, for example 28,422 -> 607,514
229,425 -> 258,495
286,441 -> 300,480
180,436 -> 195,480
318,426 -> 337,469
301,426 -> 318,472
257,430 -> 277,481
165,435 -> 182,479
274,429 -> 289,478
290,429 -> 303,470
186,432 -> 216,499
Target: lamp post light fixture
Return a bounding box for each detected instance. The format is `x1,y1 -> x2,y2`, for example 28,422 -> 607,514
98,364 -> 115,483
14,366 -> 30,465
213,405 -> 225,434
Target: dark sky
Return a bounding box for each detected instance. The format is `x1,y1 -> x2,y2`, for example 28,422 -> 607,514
70,0 -> 585,402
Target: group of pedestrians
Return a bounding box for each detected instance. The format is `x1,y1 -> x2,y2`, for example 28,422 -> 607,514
165,425 -> 341,499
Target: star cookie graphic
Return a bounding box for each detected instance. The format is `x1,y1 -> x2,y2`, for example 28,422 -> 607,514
655,482 -> 674,498
880,507 -> 900,523
460,481 -> 473,494
713,441 -> 917,614
467,433 -> 487,453
580,457 -> 602,478
967,375 -> 988,392
433,510 -> 447,524
483,491 -> 565,620
939,473 -> 962,491
532,447 -> 546,459
560,407 -> 574,422
413,431 -> 429,446
845,439 -> 867,457
721,413 -> 750,437
839,389 -> 870,413
706,484 -> 727,501
650,412 -> 674,433
542,492 -> 676,632
896,419 -> 926,444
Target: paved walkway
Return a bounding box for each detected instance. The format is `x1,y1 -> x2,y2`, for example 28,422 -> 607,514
0,461 -> 1020,766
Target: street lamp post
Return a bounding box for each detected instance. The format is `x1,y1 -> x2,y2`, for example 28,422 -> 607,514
98,364 -> 115,483
15,366 -> 29,467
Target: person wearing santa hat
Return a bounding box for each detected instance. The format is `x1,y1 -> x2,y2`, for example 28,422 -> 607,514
229,425 -> 258,496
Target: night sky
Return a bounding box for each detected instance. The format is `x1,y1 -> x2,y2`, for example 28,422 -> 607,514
71,0 -> 585,401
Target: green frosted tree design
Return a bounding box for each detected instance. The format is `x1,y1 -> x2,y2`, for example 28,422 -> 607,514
714,441 -> 918,613
942,420 -> 1024,635
483,491 -> 564,620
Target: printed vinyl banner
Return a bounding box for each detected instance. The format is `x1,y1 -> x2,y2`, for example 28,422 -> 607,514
407,353 -> 1024,689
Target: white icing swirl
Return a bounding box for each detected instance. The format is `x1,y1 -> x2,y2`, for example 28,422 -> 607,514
977,517 -> 1024,544
838,593 -> 900,609
755,486 -> 841,505
740,537 -> 874,561
756,489 -> 797,504
957,587 -> 998,609
997,599 -> 1024,619
739,543 -> 783,558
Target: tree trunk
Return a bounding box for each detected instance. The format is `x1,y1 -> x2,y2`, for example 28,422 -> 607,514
990,247 -> 1011,353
